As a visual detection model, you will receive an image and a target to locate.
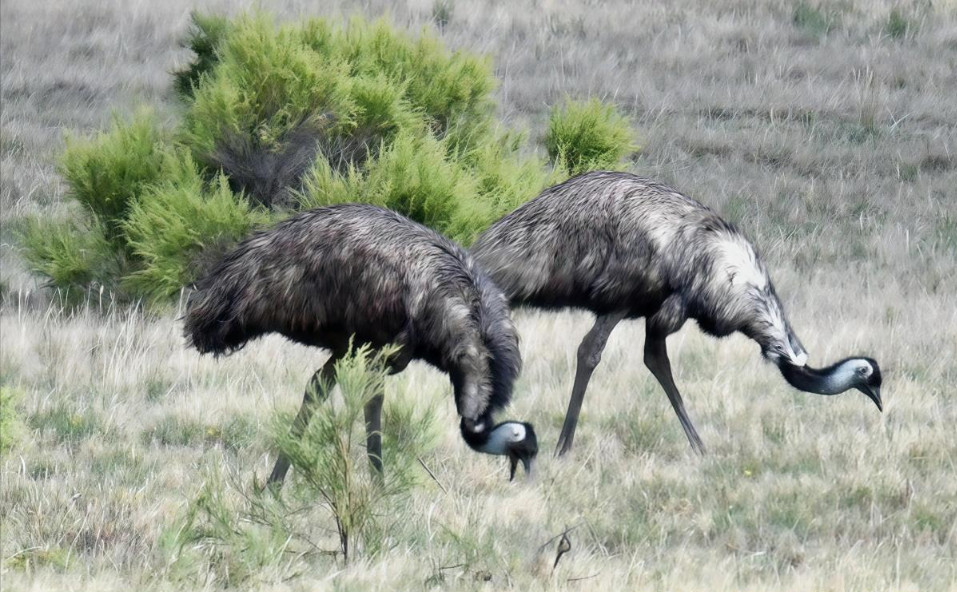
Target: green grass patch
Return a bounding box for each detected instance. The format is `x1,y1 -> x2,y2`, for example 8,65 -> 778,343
1,385 -> 25,454
141,414 -> 260,450
28,402 -> 106,445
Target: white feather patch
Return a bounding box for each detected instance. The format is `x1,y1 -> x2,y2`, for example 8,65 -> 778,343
715,238 -> 767,289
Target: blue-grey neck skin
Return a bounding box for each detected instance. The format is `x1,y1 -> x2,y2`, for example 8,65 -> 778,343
777,357 -> 883,411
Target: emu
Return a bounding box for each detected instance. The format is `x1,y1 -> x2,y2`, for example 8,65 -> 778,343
472,171 -> 883,456
184,203 -> 538,483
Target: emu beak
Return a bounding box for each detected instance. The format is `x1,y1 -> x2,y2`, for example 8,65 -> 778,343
508,453 -> 535,481
522,456 -> 534,481
860,384 -> 882,412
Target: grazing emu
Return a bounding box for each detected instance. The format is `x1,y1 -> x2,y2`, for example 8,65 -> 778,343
472,171 -> 882,456
184,204 -> 538,483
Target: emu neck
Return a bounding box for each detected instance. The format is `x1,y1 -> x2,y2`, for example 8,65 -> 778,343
778,360 -> 857,395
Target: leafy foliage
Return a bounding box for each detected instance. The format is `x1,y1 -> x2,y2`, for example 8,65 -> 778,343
123,152 -> 267,302
159,344 -> 438,585
18,215 -> 117,296
58,109 -> 165,242
545,98 -> 636,176
173,12 -> 230,99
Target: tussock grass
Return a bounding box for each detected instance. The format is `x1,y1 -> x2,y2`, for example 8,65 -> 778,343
1,303 -> 955,590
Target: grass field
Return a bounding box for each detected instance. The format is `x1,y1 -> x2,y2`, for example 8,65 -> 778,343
2,0 -> 956,590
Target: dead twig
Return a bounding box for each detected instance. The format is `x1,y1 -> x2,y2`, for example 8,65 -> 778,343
538,522 -> 581,553
418,457 -> 448,494
568,572 -> 600,583
553,532 -> 572,569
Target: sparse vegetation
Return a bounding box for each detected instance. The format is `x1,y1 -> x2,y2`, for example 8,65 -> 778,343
2,0 -> 955,590
274,343 -> 437,562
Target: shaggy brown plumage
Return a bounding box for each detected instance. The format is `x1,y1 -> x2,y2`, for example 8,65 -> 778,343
185,203 -> 536,482
472,171 -> 882,456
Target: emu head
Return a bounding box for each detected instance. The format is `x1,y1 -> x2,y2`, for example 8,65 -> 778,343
779,356 -> 883,412
460,417 -> 539,480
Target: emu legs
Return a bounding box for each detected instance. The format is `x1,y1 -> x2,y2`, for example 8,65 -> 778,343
364,393 -> 384,473
268,354 -> 342,484
555,312 -> 626,456
267,353 -> 387,485
643,334 -> 705,454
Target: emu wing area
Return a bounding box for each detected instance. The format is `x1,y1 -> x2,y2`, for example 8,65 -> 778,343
185,205 -> 442,356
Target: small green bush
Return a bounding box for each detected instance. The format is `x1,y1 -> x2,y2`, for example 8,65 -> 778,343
59,110 -> 165,242
159,345 -> 437,583
362,131 -> 479,238
183,15 -> 353,162
461,128 -> 561,228
18,215 -> 117,295
276,343 -> 437,561
546,98 -> 636,177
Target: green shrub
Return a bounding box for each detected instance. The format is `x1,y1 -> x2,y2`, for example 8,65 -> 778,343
335,18 -> 495,149
21,12 -> 639,303
160,345 -> 437,584
18,215 -> 117,295
300,129 -> 556,245
363,131 -> 479,239
460,128 -> 561,229
123,152 -> 268,304
183,15 -> 352,160
59,109 -> 165,242
545,98 -> 636,176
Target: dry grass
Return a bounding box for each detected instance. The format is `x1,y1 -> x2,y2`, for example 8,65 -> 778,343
2,0 -> 955,590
